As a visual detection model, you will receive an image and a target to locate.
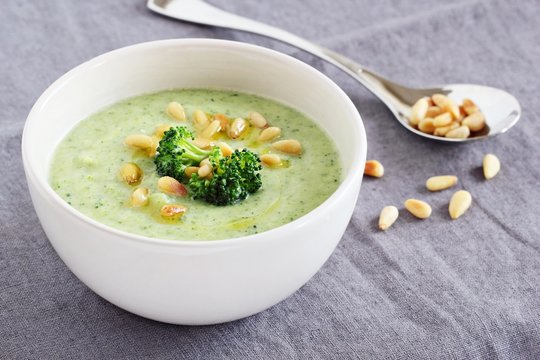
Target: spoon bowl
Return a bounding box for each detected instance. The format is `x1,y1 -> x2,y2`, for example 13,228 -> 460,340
148,0 -> 521,143
388,82 -> 521,142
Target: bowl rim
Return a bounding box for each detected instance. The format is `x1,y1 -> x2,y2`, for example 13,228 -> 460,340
22,38 -> 367,248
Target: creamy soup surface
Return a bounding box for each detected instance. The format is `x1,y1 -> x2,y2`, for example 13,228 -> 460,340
49,89 -> 341,240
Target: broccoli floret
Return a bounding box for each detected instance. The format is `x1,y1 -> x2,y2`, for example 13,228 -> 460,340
188,148 -> 262,206
154,126 -> 262,205
154,126 -> 211,181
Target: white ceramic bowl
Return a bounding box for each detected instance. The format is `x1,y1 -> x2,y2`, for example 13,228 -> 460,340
22,39 -> 366,325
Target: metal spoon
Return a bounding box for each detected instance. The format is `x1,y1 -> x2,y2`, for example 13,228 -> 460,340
147,0 -> 521,142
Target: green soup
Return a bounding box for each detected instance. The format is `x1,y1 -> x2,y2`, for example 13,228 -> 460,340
49,89 -> 341,240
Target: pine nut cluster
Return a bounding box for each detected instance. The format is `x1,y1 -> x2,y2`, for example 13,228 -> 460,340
409,94 -> 486,139
363,154 -> 501,231
119,101 -> 304,220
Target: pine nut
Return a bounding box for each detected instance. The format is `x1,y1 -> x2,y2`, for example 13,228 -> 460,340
191,137 -> 213,149
432,94 -> 460,120
166,101 -> 186,121
260,154 -> 281,167
404,199 -> 432,219
462,98 -> 479,115
217,142 -> 233,157
131,188 -> 149,207
201,120 -> 221,139
198,164 -> 213,178
272,139 -> 302,155
449,190 -> 472,220
124,134 -> 154,150
426,106 -> 443,118
248,111 -> 268,128
364,160 -> 384,178
160,204 -> 187,220
483,153 -> 500,180
426,175 -> 458,191
120,162 -> 143,186
408,96 -> 485,139
184,166 -> 200,178
410,97 -> 429,126
147,136 -> 160,157
228,117 -> 247,139
258,127 -> 281,142
418,117 -> 435,134
155,124 -> 173,138
433,122 -> 459,136
459,105 -> 467,119
157,176 -> 187,197
378,206 -> 398,230
445,126 -> 470,139
214,114 -> 231,132
199,158 -> 211,167
462,112 -> 486,132
433,112 -> 453,127
193,110 -> 210,130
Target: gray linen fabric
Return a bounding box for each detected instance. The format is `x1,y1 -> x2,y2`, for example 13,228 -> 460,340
1,0 -> 540,359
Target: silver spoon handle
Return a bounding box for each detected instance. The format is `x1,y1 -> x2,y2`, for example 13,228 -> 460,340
149,0 -> 409,105
195,10 -> 365,76
227,19 -> 389,98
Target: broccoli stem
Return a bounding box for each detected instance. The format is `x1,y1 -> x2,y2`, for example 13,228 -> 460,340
178,139 -> 211,163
